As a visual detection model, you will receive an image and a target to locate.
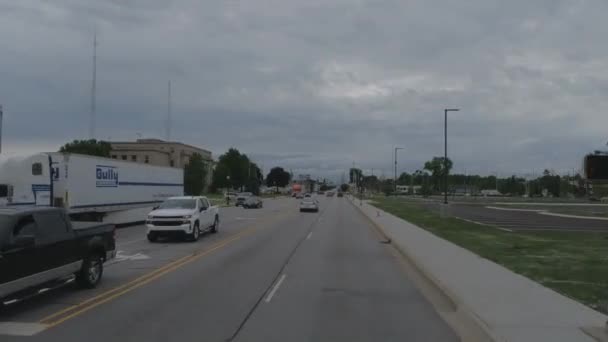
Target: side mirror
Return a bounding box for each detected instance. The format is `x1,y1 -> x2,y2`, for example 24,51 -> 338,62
13,235 -> 35,248
152,206 -> 160,210
200,207 -> 206,212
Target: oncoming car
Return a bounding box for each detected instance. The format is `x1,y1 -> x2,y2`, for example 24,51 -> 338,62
235,192 -> 253,206
243,196 -> 263,209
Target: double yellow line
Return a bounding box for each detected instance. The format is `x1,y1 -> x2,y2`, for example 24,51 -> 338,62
39,226 -> 259,328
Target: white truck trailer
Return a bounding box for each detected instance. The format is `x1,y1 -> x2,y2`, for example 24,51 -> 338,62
0,153 -> 183,223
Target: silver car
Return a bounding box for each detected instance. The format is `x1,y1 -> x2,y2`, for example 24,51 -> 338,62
299,198 -> 319,212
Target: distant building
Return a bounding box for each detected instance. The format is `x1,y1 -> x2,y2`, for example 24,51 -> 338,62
109,138 -> 214,189
480,189 -> 502,197
396,185 -> 422,195
452,186 -> 479,196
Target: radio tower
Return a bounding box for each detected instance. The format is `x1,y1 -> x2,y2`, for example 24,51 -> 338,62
89,32 -> 98,139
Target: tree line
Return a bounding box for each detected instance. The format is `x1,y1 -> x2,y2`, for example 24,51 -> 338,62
351,157 -> 585,198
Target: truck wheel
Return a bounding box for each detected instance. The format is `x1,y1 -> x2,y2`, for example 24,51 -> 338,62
188,222 -> 200,242
211,216 -> 219,234
147,232 -> 158,242
76,254 -> 103,289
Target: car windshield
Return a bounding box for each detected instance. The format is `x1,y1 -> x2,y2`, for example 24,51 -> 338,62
158,199 -> 196,209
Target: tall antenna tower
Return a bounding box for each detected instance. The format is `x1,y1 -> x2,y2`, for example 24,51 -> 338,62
89,32 -> 97,139
166,81 -> 172,141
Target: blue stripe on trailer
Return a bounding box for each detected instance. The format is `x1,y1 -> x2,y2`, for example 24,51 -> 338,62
8,202 -> 37,206
70,200 -> 164,209
118,182 -> 183,187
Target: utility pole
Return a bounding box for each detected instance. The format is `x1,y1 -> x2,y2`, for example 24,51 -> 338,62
444,109 -> 459,204
464,168 -> 467,194
166,81 -> 172,141
0,104 -> 3,154
394,147 -> 403,194
89,32 -> 98,139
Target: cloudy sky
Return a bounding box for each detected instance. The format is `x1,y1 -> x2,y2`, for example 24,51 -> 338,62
1,0 -> 607,181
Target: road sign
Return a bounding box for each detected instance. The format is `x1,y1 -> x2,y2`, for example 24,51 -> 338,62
584,154 -> 608,180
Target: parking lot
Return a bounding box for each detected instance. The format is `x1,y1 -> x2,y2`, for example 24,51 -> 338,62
449,204 -> 608,232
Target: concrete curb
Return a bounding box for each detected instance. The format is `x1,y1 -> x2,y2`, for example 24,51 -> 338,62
346,196 -> 502,342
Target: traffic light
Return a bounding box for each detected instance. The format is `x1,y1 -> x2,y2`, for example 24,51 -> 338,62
584,154 -> 608,180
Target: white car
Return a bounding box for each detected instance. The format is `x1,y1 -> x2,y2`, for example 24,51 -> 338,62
146,196 -> 219,242
299,198 -> 319,212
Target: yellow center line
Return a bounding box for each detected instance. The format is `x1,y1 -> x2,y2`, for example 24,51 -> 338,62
43,229 -> 256,327
39,209 -> 295,327
38,252 -> 194,323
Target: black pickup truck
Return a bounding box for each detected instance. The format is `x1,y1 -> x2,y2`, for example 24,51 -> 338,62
0,207 -> 116,301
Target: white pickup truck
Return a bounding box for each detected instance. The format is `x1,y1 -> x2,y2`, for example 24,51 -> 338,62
145,196 -> 219,242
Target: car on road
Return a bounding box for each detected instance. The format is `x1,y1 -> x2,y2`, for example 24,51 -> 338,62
0,207 -> 116,302
300,198 -> 319,212
235,192 -> 253,206
326,191 -> 335,197
337,192 -> 344,197
304,193 -> 312,198
225,191 -> 238,202
146,196 -> 219,242
295,192 -> 304,199
243,196 -> 263,209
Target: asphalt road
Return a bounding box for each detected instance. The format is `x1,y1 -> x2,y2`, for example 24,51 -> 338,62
450,204 -> 608,232
0,197 -> 457,342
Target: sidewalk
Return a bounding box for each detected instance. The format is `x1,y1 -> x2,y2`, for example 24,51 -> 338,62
349,196 -> 607,342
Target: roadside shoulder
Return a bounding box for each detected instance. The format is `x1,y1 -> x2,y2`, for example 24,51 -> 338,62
348,196 -> 607,342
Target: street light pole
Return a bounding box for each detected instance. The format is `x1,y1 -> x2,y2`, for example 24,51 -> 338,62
444,109 -> 459,204
0,105 -> 3,154
394,147 -> 404,194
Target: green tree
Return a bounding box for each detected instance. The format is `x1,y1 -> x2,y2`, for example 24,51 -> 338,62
245,162 -> 263,194
380,179 -> 394,195
59,139 -> 112,157
349,168 -> 363,184
412,170 -> 426,186
211,148 -> 256,192
266,167 -> 291,192
423,157 -> 453,192
397,172 -> 411,185
362,175 -> 379,192
183,153 -> 207,196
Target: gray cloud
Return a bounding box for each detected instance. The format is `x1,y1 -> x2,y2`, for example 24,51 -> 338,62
1,0 -> 607,182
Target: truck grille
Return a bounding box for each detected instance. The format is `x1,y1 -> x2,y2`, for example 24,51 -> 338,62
150,220 -> 184,226
152,216 -> 183,219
